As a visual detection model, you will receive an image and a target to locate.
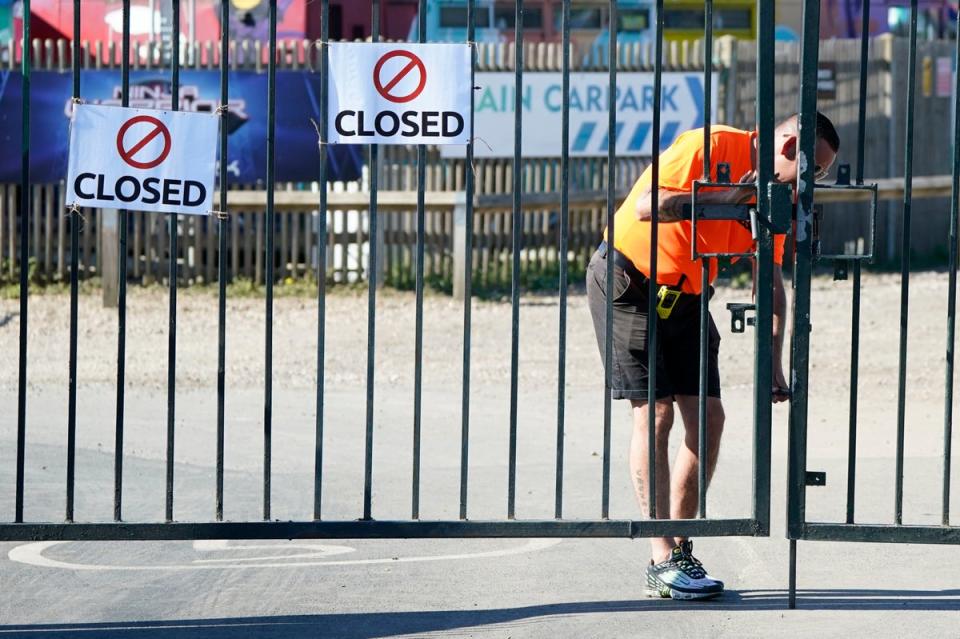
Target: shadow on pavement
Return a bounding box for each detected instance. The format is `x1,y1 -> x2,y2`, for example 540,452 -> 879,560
1,590 -> 958,638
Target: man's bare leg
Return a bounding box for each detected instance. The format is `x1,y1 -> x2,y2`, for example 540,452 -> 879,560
629,398 -> 675,563
669,395 -> 726,545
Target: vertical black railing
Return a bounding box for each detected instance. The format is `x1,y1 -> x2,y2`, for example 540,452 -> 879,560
644,0 -> 664,521
507,0 -> 523,520
459,0 -> 476,521
412,0 -> 427,520
314,0 -> 330,522
263,0 -> 277,521
943,8 -> 960,528
697,0 -> 714,520
788,0 -> 822,610
216,0 -> 231,522
14,0 -> 31,524
600,0 -> 617,520
751,0 -> 775,538
554,0 -> 570,520
165,0 -> 181,523
65,0 -> 81,523
846,0 -> 871,525
114,0 -> 131,523
894,0 -> 919,526
363,0 -> 381,521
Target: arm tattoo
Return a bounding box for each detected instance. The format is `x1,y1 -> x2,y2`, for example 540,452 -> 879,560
654,192 -> 689,222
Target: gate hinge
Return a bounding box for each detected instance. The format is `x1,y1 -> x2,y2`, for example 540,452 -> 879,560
805,471 -> 826,487
767,182 -> 793,234
833,258 -> 849,281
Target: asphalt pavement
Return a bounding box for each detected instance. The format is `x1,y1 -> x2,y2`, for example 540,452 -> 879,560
1,383 -> 959,638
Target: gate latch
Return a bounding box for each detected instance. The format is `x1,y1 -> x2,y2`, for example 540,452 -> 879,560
726,303 -> 755,333
805,471 -> 826,487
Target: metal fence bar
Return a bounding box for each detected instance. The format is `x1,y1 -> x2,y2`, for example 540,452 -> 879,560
215,0 -> 230,522
65,0 -> 81,523
263,0 -> 277,521
459,0 -> 476,521
554,0 -> 571,520
165,0 -> 181,524
313,0 -> 330,522
363,0 -> 381,521
752,0 -> 775,540
845,255 -> 861,524
697,0 -> 714,520
845,0 -> 872,525
787,0 -> 822,610
507,0 -> 523,519
0,518 -> 763,542
412,0 -> 427,520
800,522 -> 960,544
943,11 -> 960,528
14,0 -> 31,524
894,0 -> 919,526
645,0 -> 664,521
113,0 -> 131,522
854,11 -> 870,191
600,0 -> 617,520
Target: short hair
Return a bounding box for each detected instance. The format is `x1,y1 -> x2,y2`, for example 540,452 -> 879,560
815,111 -> 840,153
777,112 -> 840,153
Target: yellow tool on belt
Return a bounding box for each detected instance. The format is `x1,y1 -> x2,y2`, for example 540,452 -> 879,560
656,285 -> 682,320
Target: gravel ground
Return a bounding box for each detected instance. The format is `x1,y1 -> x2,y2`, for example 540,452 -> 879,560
2,272 -> 959,637
1,270 -> 956,400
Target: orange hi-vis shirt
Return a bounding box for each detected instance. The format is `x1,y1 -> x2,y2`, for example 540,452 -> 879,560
607,125 -> 786,294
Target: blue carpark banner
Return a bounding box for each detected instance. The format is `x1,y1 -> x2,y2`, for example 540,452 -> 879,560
441,71 -> 719,158
0,70 -> 362,184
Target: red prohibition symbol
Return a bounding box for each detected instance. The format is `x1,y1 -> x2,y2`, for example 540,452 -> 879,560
116,115 -> 172,170
373,50 -> 427,103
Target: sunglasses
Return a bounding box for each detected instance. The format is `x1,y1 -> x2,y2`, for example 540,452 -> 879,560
813,160 -> 834,182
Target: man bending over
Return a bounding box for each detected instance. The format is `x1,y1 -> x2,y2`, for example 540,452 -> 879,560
586,113 -> 839,599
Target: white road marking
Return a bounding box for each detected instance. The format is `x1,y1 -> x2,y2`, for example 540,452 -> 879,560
190,539 -> 356,562
8,538 -> 563,571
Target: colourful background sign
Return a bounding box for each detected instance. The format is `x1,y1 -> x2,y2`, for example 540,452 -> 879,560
443,71 -> 719,158
0,69 -> 363,184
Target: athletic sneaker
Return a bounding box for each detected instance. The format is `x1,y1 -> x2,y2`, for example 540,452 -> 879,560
679,540 -> 724,588
646,542 -> 724,600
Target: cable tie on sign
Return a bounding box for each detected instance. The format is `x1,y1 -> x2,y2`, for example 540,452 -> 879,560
70,97 -> 83,104
309,117 -> 329,148
210,210 -> 229,220
65,203 -> 86,230
471,136 -> 493,153
215,103 -> 229,115
463,137 -> 491,180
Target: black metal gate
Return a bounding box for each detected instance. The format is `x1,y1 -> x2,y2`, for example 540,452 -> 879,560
786,0 -> 960,609
3,0 -> 778,543
4,0 -> 959,611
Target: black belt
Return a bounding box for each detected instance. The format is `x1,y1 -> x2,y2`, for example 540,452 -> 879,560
597,241 -> 700,304
597,241 -> 646,283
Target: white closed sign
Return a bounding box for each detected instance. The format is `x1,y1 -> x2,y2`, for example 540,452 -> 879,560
66,104 -> 218,215
328,43 -> 472,145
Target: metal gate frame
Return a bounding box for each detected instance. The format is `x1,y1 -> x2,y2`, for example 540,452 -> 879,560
787,0 -> 960,609
3,0 -> 782,544
5,0 -> 954,611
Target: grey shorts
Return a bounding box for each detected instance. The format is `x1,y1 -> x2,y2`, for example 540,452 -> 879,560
586,248 -> 721,401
